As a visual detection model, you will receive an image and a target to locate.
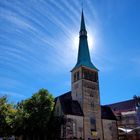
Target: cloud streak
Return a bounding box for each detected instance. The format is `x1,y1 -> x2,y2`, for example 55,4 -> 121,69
0,0 -> 139,103
0,91 -> 26,98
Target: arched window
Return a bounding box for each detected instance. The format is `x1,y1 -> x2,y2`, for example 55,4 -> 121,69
90,117 -> 96,131
74,71 -> 80,82
72,122 -> 76,137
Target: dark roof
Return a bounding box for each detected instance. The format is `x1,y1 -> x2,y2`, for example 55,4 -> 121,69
56,91 -> 83,116
108,99 -> 136,113
55,91 -> 71,101
101,105 -> 117,120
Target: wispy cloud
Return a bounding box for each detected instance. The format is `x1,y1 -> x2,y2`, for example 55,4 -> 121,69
0,0 -> 139,103
0,8 -> 36,31
0,91 -> 26,98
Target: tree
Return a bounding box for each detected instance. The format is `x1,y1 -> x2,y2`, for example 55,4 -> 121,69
0,96 -> 16,137
14,88 -> 54,139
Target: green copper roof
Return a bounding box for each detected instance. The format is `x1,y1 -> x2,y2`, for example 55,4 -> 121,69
80,11 -> 86,31
72,11 -> 98,71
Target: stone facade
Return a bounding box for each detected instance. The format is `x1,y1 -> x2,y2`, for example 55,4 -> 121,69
102,119 -> 118,140
64,115 -> 84,139
72,67 -> 103,140
54,91 -> 118,140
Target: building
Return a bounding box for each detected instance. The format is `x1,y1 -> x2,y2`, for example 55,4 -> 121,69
109,97 -> 140,140
54,11 -> 118,140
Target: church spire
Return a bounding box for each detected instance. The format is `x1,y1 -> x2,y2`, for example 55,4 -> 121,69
80,10 -> 86,31
72,11 -> 98,71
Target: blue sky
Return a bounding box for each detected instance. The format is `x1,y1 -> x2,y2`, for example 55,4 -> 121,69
0,0 -> 140,104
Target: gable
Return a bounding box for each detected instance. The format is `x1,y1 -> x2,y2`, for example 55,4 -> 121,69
55,91 -> 83,116
101,105 -> 116,120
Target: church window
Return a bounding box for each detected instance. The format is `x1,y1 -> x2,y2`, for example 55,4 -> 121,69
82,68 -> 98,82
61,125 -> 64,138
73,71 -> 80,82
91,102 -> 94,108
74,73 -> 76,82
72,122 -> 76,137
77,71 -> 79,80
90,117 -> 96,131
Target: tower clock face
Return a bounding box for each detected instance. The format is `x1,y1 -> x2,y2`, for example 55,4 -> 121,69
82,68 -> 98,82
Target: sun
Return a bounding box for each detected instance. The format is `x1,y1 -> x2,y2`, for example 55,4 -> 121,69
73,33 -> 94,51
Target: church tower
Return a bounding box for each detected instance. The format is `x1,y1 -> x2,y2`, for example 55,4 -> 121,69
71,11 -> 103,140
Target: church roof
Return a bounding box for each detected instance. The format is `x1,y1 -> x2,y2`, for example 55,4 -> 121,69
56,92 -> 117,120
101,105 -> 117,120
56,91 -> 116,120
108,99 -> 136,113
72,11 -> 98,71
56,91 -> 83,116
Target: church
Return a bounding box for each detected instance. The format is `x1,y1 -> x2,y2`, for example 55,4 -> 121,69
55,11 -> 117,140
54,11 -> 118,140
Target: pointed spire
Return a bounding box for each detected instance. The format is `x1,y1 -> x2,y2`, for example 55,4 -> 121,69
72,11 -> 98,71
80,10 -> 86,31
80,10 -> 87,36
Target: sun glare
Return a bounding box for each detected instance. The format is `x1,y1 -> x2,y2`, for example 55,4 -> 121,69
87,34 -> 94,50
73,33 -> 94,51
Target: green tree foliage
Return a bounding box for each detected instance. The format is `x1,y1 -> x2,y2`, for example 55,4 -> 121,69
14,88 -> 54,138
0,96 -> 16,137
0,89 -> 55,139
